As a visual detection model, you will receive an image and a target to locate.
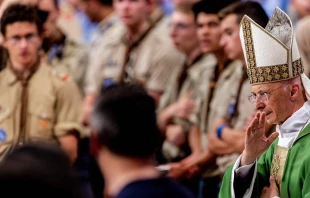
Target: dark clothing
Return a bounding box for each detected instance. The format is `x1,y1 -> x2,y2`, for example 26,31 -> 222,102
114,177 -> 195,198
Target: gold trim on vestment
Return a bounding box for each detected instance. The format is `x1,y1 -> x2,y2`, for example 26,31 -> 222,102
271,145 -> 289,189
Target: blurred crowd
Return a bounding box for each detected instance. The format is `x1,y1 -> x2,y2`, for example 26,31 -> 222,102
0,0 -> 310,197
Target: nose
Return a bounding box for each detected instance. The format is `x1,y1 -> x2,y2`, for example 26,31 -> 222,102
201,27 -> 210,36
122,0 -> 130,9
255,99 -> 266,111
169,26 -> 177,38
19,38 -> 28,48
219,36 -> 226,47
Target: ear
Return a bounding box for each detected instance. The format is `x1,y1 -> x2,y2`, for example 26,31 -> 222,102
290,83 -> 300,101
2,35 -> 8,48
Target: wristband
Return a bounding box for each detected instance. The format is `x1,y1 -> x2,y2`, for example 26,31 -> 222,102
216,124 -> 228,140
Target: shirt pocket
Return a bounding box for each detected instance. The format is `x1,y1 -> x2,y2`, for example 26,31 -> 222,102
28,105 -> 55,139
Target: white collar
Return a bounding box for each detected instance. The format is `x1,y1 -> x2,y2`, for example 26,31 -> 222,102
276,100 -> 310,148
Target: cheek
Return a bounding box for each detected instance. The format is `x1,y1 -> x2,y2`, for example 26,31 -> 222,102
196,29 -> 203,39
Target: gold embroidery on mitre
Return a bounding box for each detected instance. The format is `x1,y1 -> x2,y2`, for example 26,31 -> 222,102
271,145 -> 289,189
242,18 -> 256,70
246,60 -> 302,84
241,17 -> 304,84
292,58 -> 304,76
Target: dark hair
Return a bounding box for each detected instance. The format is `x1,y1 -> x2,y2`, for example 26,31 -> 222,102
0,142 -> 81,198
192,0 -> 240,20
99,0 -> 113,6
219,1 -> 269,27
0,4 -> 43,35
90,83 -> 160,158
82,0 -> 112,6
54,0 -> 59,8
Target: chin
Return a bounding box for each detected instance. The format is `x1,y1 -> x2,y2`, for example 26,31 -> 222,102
266,117 -> 278,125
201,47 -> 211,54
227,53 -> 236,60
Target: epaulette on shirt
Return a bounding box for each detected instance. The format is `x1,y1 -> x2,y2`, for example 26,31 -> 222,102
51,69 -> 71,82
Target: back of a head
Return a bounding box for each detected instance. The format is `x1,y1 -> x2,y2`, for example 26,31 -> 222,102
90,83 -> 160,158
219,1 -> 269,27
192,0 -> 240,19
0,142 -> 78,198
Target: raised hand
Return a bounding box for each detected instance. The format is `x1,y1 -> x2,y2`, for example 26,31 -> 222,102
241,112 -> 279,166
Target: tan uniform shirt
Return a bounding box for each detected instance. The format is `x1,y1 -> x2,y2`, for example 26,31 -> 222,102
204,60 -> 244,138
159,54 -> 217,160
0,62 -> 84,160
199,60 -> 244,178
216,78 -> 255,175
84,14 -> 123,94
84,21 -> 183,94
149,7 -> 170,42
48,37 -> 88,94
57,2 -> 83,44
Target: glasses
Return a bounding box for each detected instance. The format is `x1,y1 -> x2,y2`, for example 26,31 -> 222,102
6,33 -> 39,45
247,84 -> 288,104
170,23 -> 195,31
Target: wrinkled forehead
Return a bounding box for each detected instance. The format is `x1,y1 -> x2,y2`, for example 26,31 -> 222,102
251,81 -> 284,93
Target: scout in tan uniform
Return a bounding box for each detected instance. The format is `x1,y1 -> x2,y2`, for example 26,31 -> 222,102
157,2 -> 216,166
34,0 -> 88,93
0,4 -> 84,162
157,2 -> 240,197
161,2 -> 244,197
80,0 -> 122,102
82,0 -> 183,123
207,1 -> 270,185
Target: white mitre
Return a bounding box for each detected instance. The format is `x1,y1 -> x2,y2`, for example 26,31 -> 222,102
239,7 -> 310,99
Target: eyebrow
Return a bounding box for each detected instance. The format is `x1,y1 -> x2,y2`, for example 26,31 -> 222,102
223,27 -> 232,32
251,89 -> 268,94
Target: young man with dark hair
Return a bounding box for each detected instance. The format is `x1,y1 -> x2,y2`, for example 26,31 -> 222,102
0,4 -> 84,163
36,0 -> 88,93
207,1 -> 270,156
89,84 -> 194,198
218,1 -> 269,61
169,1 -> 245,197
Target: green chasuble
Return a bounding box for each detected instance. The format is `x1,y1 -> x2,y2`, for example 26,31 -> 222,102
219,123 -> 310,198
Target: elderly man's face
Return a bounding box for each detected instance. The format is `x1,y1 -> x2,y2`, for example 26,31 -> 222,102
251,82 -> 293,125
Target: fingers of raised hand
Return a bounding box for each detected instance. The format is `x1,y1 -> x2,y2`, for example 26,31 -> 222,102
258,112 -> 266,127
246,114 -> 259,135
266,132 -> 279,143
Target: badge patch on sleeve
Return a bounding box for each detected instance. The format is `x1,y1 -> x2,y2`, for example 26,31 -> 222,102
229,103 -> 235,117
0,129 -> 7,142
103,78 -> 114,88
